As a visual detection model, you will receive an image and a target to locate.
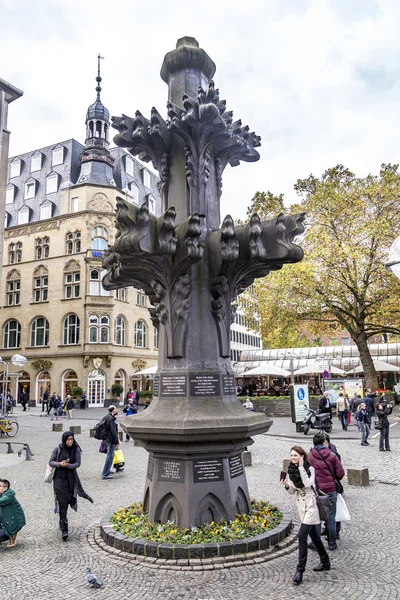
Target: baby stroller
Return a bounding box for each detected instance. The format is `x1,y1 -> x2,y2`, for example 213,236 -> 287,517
52,399 -> 65,419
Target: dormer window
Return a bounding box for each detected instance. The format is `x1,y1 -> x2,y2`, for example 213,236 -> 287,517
128,182 -> 139,204
24,179 -> 36,200
40,201 -> 53,220
148,195 -> 156,215
31,152 -> 42,172
52,146 -> 64,166
46,172 -> 59,194
6,185 -> 15,205
126,156 -> 134,177
143,169 -> 151,189
9,159 -> 21,179
18,206 -> 30,225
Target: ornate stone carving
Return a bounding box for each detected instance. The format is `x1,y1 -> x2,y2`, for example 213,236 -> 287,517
6,269 -> 20,281
89,192 -> 113,213
33,264 -> 49,276
103,199 -> 204,358
132,359 -> 147,371
64,259 -> 80,271
31,359 -> 52,369
93,357 -> 102,369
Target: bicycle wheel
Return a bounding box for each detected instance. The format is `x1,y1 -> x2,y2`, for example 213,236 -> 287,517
6,421 -> 19,437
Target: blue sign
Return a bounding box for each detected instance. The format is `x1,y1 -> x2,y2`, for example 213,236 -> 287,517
297,388 -> 305,401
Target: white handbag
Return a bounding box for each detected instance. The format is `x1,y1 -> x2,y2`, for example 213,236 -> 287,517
44,464 -> 55,484
335,493 -> 351,522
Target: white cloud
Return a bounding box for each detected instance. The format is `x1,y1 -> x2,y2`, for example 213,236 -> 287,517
1,0 -> 400,220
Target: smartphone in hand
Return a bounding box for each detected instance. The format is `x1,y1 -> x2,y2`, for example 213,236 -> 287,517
280,470 -> 287,482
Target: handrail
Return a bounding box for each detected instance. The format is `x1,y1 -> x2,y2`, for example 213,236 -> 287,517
0,441 -> 34,460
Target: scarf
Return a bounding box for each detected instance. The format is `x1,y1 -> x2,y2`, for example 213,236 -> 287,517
287,458 -> 311,489
58,431 -> 81,464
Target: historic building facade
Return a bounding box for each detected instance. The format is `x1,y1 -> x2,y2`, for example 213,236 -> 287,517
2,67 -> 160,406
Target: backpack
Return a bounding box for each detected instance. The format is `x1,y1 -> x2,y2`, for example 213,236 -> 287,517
93,417 -> 108,440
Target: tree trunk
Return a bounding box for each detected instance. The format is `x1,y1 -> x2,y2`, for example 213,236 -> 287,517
352,329 -> 379,390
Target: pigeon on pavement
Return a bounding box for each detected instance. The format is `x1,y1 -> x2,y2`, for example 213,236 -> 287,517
85,567 -> 103,588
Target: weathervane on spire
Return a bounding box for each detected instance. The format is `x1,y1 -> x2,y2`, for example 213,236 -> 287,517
96,53 -> 105,100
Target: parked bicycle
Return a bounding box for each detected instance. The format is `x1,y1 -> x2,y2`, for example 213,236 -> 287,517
0,417 -> 19,437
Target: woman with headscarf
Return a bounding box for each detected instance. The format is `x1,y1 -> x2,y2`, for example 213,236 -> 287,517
282,445 -> 330,585
49,431 -> 93,540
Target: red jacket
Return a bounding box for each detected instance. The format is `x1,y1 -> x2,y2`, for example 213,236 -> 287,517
308,446 -> 345,493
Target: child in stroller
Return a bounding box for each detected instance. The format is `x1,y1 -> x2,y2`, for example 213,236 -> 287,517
52,396 -> 65,419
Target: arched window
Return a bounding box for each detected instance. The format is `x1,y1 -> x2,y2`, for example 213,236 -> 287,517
18,206 -> 30,225
64,261 -> 80,299
91,226 -> 108,251
6,270 -> 20,306
89,268 -> 109,296
66,231 -> 81,254
63,314 -> 80,345
100,316 -> 109,343
62,370 -> 78,401
16,242 -> 22,263
154,327 -> 159,349
4,320 -> 21,349
35,237 -> 50,260
134,320 -> 146,348
88,314 -> 109,343
115,316 -> 126,345
40,200 -> 53,218
30,317 -> 49,347
89,315 -> 99,343
114,369 -> 125,397
36,371 -> 51,403
96,120 -> 102,138
89,121 -> 94,137
87,369 -> 106,406
33,265 -> 48,302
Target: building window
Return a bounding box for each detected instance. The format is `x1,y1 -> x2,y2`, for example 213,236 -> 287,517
8,242 -> 22,265
128,182 -> 139,204
18,207 -> 30,225
6,185 -> 15,205
66,231 -> 81,254
148,195 -> 156,214
115,316 -> 126,345
33,274 -> 48,303
52,146 -> 64,166
64,271 -> 80,299
126,156 -> 134,176
115,287 -> 126,301
6,275 -> 20,306
63,314 -> 80,345
143,169 -> 151,188
30,317 -> 49,347
4,320 -> 21,349
31,153 -> 42,172
71,197 -> 78,212
24,181 -> 35,199
10,159 -> 21,178
89,314 -> 109,343
136,290 -> 146,306
92,226 -> 108,251
154,327 -> 159,349
89,268 -> 109,296
35,237 -> 50,260
134,320 -> 146,348
46,173 -> 58,195
4,213 -> 10,228
40,201 -> 53,220
341,337 -> 350,346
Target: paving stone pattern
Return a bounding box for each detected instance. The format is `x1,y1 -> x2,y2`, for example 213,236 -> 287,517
1,409 -> 399,599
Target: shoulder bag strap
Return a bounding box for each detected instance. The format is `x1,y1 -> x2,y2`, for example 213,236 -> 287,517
315,448 -> 337,483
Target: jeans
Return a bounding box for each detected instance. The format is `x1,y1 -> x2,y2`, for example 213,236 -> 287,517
338,411 -> 348,429
360,422 -> 370,444
297,523 -> 329,573
317,491 -> 337,548
102,442 -> 116,478
354,413 -> 361,432
0,526 -> 10,542
379,427 -> 390,450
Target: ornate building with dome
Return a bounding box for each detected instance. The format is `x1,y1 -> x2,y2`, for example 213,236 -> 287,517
2,59 -> 160,406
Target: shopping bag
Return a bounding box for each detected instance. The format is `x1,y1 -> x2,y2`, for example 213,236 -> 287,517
113,448 -> 125,465
99,441 -> 107,453
335,493 -> 351,522
44,464 -> 55,483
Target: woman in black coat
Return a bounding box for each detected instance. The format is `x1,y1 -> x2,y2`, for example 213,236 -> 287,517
376,403 -> 393,452
49,431 -> 93,540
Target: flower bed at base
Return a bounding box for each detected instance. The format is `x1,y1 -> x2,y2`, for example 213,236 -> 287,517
111,500 -> 281,543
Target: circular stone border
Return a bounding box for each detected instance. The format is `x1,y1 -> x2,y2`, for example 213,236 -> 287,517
100,510 -> 293,567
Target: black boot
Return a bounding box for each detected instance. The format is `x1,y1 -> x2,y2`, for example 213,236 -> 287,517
293,570 -> 303,585
60,519 -> 68,541
313,562 -> 331,571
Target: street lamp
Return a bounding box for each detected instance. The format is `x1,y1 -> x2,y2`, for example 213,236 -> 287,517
0,354 -> 27,417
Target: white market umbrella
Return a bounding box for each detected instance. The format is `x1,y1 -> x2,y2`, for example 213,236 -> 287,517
346,359 -> 400,374
242,363 -> 291,377
293,362 -> 346,376
132,365 -> 158,376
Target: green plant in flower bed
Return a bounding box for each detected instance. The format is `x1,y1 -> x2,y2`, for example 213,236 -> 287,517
110,500 -> 282,543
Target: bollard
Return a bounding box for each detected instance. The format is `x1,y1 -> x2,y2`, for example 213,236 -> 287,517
118,430 -> 123,442
70,425 -> 81,435
243,450 -> 252,467
347,467 -> 369,486
52,423 -> 63,432
23,444 -> 34,460
90,428 -> 94,438
7,442 -> 14,454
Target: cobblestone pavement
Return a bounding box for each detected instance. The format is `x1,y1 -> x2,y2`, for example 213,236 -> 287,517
1,409 -> 399,599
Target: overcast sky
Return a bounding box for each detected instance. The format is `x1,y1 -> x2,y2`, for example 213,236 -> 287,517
1,0 -> 399,221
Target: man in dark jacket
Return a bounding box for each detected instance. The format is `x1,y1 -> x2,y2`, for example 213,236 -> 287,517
308,432 -> 345,551
101,405 -> 119,480
364,391 -> 376,426
0,479 -> 26,547
318,391 -> 332,416
20,390 -> 29,411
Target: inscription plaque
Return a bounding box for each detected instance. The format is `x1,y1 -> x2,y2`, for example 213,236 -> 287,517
193,458 -> 224,483
158,459 -> 185,482
189,374 -> 221,397
229,455 -> 244,479
222,374 -> 236,396
153,375 -> 160,397
160,374 -> 187,397
147,454 -> 155,481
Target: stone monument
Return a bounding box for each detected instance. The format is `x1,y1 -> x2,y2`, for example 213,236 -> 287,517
103,37 -> 305,528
